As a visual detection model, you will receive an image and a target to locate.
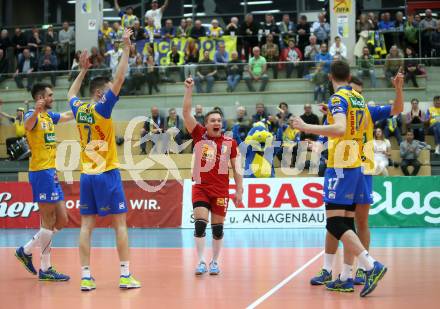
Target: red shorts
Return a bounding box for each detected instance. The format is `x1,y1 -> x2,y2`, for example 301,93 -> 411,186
192,185 -> 229,217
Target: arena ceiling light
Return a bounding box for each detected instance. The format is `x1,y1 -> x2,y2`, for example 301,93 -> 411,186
240,1 -> 273,5
250,9 -> 280,14
183,12 -> 206,17
67,0 -> 76,4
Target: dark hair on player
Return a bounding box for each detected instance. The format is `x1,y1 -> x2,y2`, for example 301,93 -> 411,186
204,110 -> 223,124
330,60 -> 350,82
31,82 -> 52,100
349,76 -> 363,87
89,76 -> 110,95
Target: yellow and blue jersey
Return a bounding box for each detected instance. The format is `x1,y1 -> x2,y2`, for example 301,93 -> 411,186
427,106 -> 440,126
118,11 -> 138,29
24,110 -> 60,171
69,90 -> 119,174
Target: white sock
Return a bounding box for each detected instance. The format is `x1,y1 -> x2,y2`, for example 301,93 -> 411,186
323,253 -> 335,272
357,258 -> 366,271
340,264 -> 353,281
357,250 -> 375,271
195,237 -> 206,263
23,230 -> 42,255
40,228 -> 53,272
212,239 -> 223,263
82,266 -> 91,278
120,261 -> 130,277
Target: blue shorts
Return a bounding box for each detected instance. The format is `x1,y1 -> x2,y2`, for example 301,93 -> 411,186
79,169 -> 127,216
29,169 -> 64,203
323,167 -> 373,205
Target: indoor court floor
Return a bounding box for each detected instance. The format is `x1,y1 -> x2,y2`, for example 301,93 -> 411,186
1,228 -> 439,309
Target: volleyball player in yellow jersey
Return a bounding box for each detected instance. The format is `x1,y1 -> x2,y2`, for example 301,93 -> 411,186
293,61 -> 387,297
67,28 -> 140,291
15,83 -> 74,281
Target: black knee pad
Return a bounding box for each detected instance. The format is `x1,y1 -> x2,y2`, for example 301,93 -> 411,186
326,217 -> 350,240
211,224 -> 224,240
344,217 -> 356,233
194,219 -> 208,238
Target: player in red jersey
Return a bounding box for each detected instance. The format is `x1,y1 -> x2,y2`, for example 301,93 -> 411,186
182,77 -> 243,275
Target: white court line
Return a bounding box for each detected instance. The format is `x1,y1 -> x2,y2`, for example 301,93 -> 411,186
246,250 -> 324,309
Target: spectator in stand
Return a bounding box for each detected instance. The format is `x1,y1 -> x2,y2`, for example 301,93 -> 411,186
260,14 -> 280,47
382,113 -> 403,144
114,0 -> 138,29
226,51 -> 243,92
99,21 -> 114,51
233,106 -> 252,141
300,103 -> 320,141
314,43 -> 332,74
185,18 -> 193,36
239,14 -> 260,61
329,36 -> 347,59
128,54 -> 146,95
165,107 -> 183,146
184,39 -> 199,78
394,12 -> 405,30
276,115 -> 301,167
252,103 -> 269,124
309,63 -> 327,104
261,34 -> 280,79
357,46 -> 377,88
190,20 -> 206,40
58,21 -> 75,70
367,12 -> 379,30
378,12 -> 394,30
132,20 -> 147,42
357,13 -> 375,32
145,17 -> 161,41
431,22 -> 440,62
404,14 -> 419,55
282,39 -> 303,78
14,48 -> 38,91
194,105 -> 204,125
426,95 -> 440,155
406,98 -> 425,142
0,49 -> 8,83
111,22 -> 124,43
296,15 -> 310,54
404,47 -> 424,88
214,43 -> 229,79
28,28 -> 42,56
145,55 -> 160,95
165,44 -> 184,81
279,14 -> 296,48
88,53 -> 109,81
140,106 -> 165,154
105,41 -> 122,76
304,35 -> 320,74
208,19 -> 223,38
420,9 -> 438,64
311,13 -> 330,44
37,46 -> 57,86
12,28 -> 27,57
400,130 -> 421,176
384,45 -> 403,87
161,19 -> 176,39
195,50 -> 216,93
244,46 -> 269,92
176,19 -> 188,38
144,0 -> 170,29
0,103 -> 26,159
0,29 -> 11,54
373,128 -> 391,176
276,102 -> 292,126
225,17 -> 239,36
44,26 -> 58,51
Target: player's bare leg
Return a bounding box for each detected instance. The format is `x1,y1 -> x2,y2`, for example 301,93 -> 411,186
354,203 -> 371,283
193,206 -> 209,275
210,213 -> 225,275
54,201 -> 68,231
112,213 -> 141,289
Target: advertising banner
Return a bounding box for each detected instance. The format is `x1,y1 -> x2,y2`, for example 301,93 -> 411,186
0,181 -> 182,228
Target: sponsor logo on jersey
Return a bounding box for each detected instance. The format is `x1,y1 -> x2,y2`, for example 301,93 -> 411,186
44,132 -> 56,143
73,100 -> 82,107
328,191 -> 336,199
216,198 -> 227,207
349,97 -> 365,108
119,202 -> 125,210
39,193 -> 47,200
77,112 -> 95,124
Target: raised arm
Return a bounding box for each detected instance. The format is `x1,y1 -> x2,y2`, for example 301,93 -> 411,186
68,49 -> 91,101
161,0 -> 170,12
114,0 -> 121,12
111,28 -> 133,96
182,77 -> 198,133
58,111 -> 75,123
292,113 -> 346,138
390,70 -> 404,116
24,99 -> 44,131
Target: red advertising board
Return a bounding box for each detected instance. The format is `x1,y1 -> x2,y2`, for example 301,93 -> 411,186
0,181 -> 183,228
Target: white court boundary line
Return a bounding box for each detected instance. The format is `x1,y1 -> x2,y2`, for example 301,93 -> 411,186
246,250 -> 324,309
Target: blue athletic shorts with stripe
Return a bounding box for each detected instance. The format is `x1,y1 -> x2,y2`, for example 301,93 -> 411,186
323,167 -> 373,205
79,169 -> 127,216
29,168 -> 64,203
